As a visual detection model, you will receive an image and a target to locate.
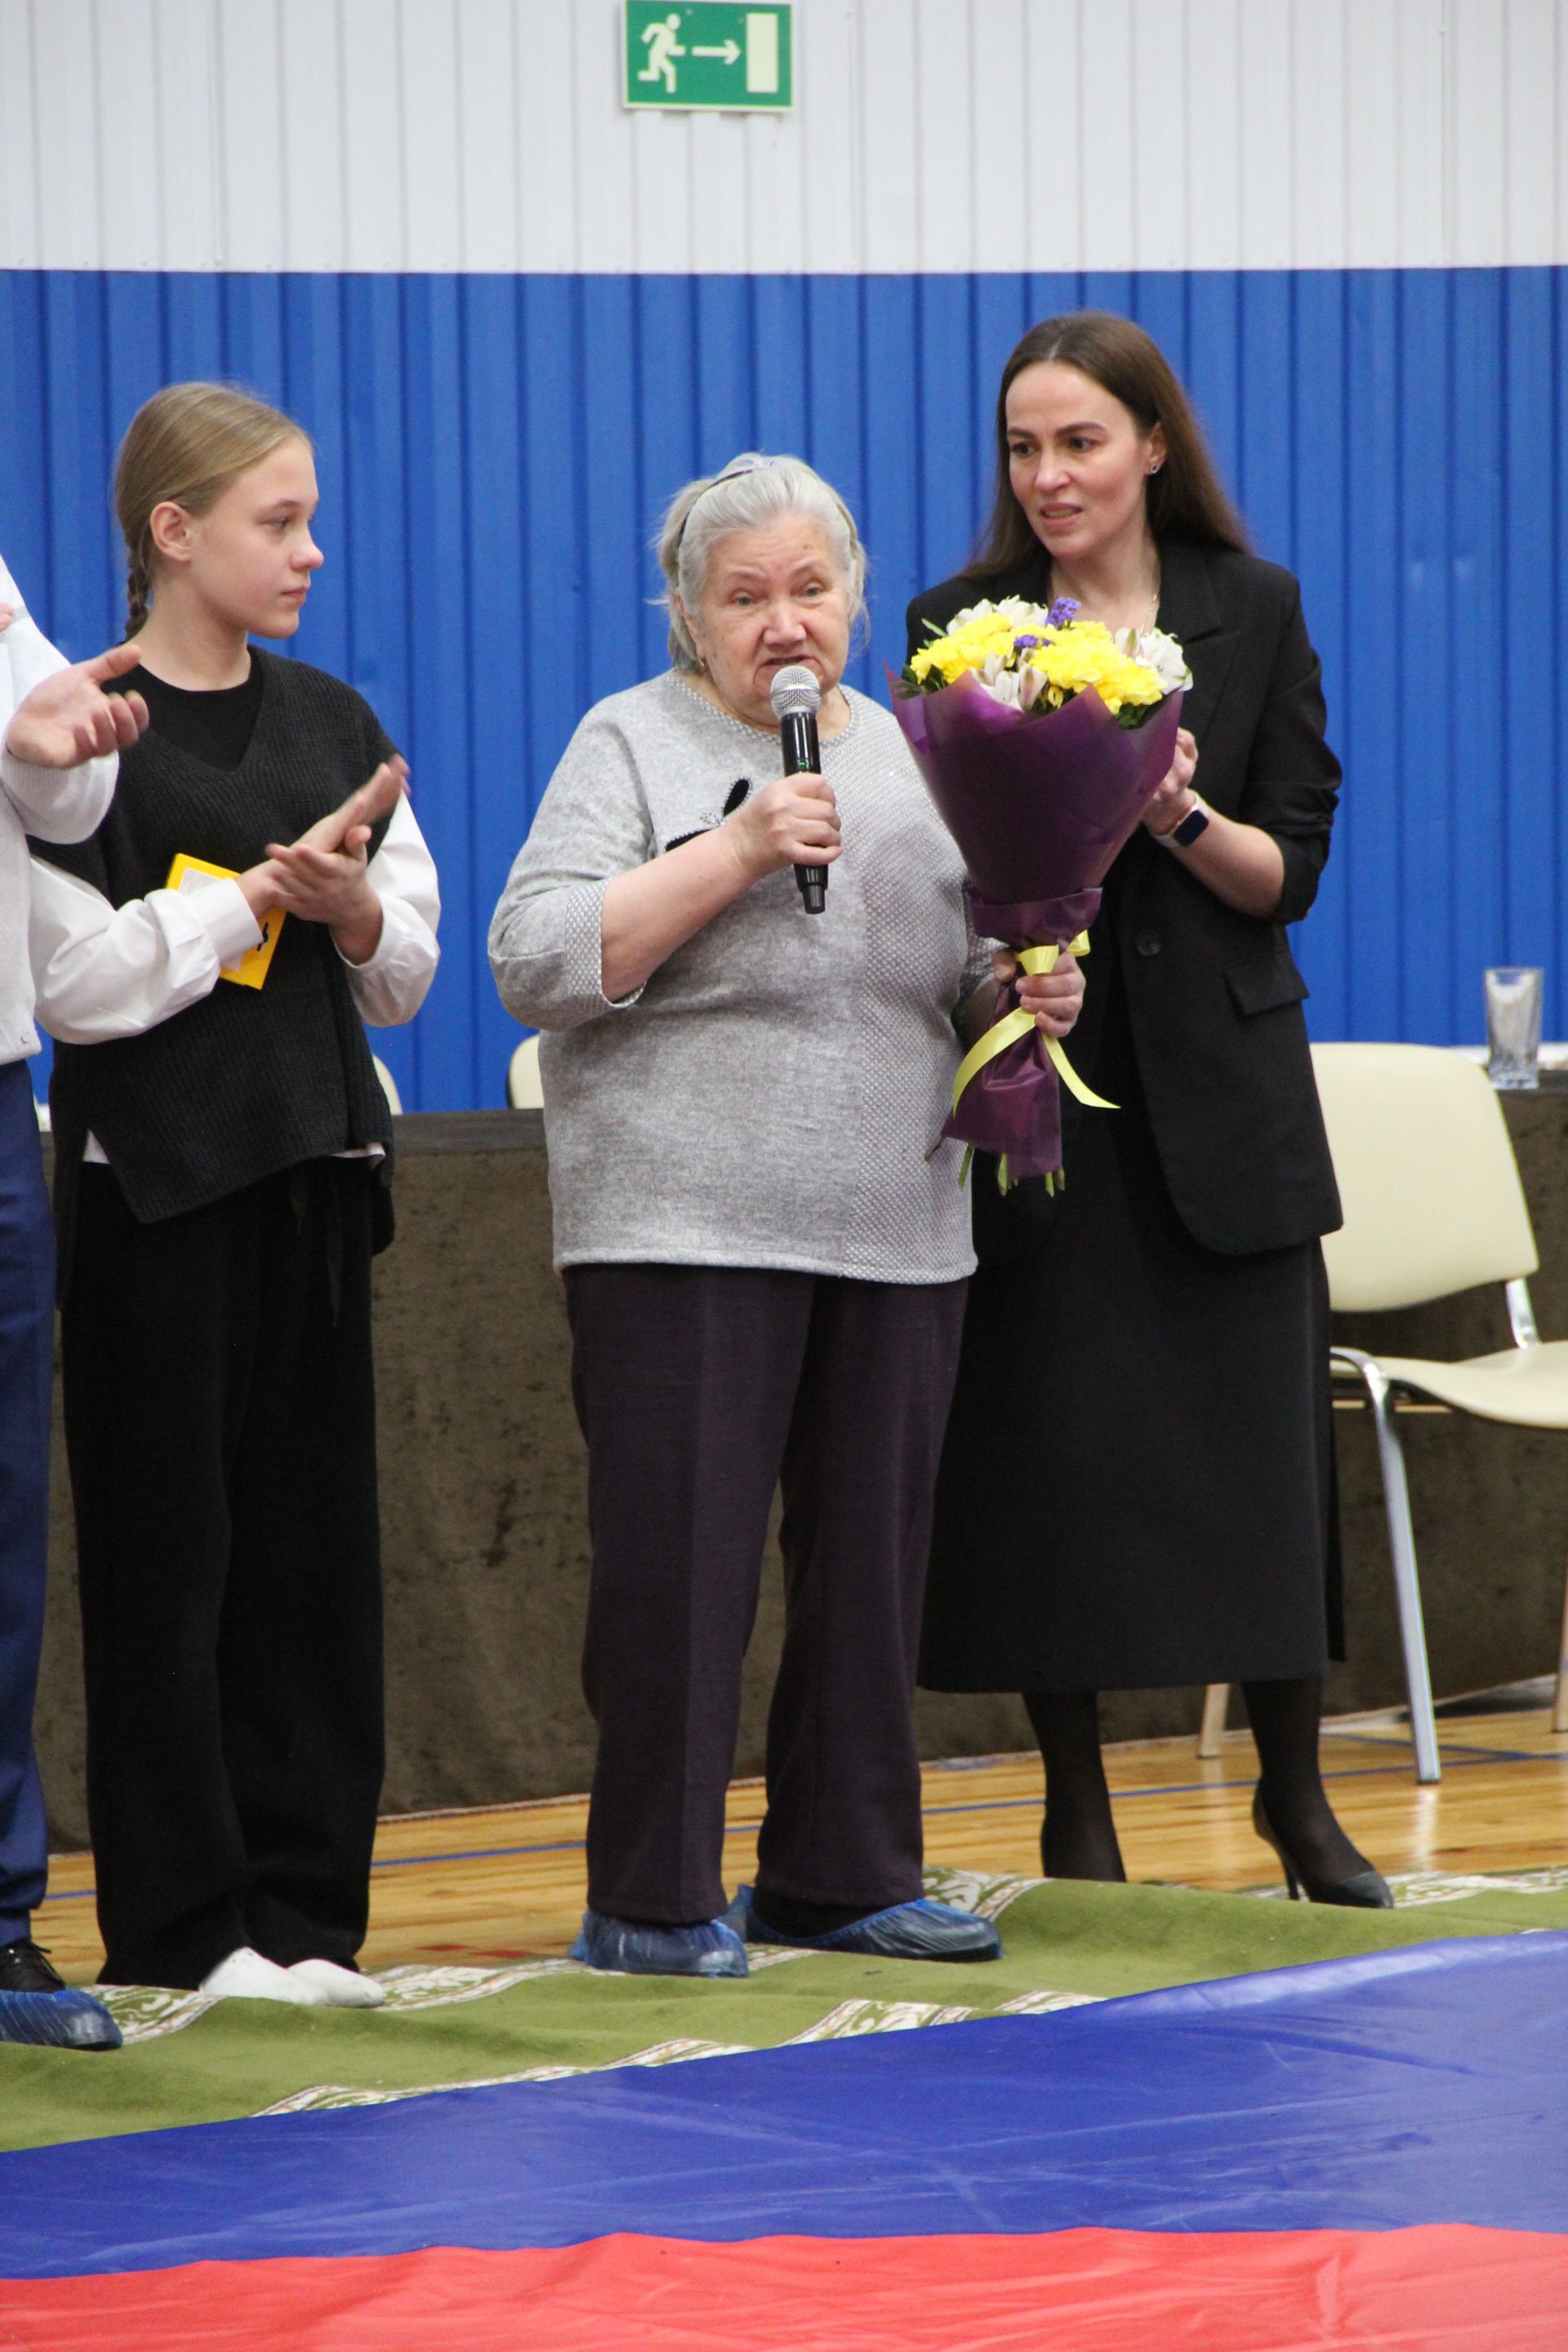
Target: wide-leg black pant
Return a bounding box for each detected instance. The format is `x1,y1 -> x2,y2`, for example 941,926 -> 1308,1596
565,1263 -> 968,1927
63,1160 -> 385,1989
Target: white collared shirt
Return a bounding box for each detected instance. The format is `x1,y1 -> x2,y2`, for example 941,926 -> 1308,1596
0,559 -> 119,1068
29,792 -> 440,1160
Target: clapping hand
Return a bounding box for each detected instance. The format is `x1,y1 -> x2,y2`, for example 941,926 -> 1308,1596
284,757 -> 409,859
265,756 -> 407,961
238,756 -> 408,965
2,632 -> 150,768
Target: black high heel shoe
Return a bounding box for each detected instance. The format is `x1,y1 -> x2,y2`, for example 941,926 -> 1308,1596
1252,1785 -> 1393,1909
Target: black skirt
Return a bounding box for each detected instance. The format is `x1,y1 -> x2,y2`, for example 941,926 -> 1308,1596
920,938 -> 1342,1696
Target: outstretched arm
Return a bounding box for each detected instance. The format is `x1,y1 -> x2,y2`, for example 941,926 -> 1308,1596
2,601 -> 149,842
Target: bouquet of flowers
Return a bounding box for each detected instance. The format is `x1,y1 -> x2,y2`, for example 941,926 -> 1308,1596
893,596 -> 1189,1188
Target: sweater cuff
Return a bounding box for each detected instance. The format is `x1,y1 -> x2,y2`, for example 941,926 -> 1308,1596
565,880 -> 644,1015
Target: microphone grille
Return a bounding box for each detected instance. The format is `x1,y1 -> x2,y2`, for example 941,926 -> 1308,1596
769,665 -> 822,720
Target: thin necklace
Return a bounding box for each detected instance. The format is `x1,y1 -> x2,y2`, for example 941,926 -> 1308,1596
1049,559 -> 1160,637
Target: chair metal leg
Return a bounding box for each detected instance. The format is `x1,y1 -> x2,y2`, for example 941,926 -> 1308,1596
1554,1538 -> 1568,1735
1335,1351 -> 1441,1784
1197,1683 -> 1229,1757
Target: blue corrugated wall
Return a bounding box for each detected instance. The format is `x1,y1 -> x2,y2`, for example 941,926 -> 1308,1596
3,268 -> 1565,1107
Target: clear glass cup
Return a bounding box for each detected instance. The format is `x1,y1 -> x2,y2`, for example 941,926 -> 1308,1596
1485,966 -> 1544,1090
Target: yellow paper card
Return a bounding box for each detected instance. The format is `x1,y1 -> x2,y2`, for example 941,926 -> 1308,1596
165,853 -> 285,990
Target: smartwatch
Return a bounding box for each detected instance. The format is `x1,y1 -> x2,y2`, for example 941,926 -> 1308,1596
1161,793 -> 1211,849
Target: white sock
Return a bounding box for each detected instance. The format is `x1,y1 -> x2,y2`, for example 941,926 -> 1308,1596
198,1947 -> 330,2006
287,1958 -> 386,2008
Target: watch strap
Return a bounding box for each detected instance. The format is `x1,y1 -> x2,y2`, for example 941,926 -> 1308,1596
1165,795 -> 1211,849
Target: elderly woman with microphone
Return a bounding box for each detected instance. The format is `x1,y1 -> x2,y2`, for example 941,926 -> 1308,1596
490,454 -> 1083,1978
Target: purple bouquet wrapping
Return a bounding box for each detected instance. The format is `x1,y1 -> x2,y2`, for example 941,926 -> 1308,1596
891,663 -> 1183,1186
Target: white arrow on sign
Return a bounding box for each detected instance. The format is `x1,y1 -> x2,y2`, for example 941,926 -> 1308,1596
692,39 -> 742,64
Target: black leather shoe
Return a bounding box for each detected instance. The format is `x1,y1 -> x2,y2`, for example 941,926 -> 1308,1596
0,1940 -> 123,2049
1252,1787 -> 1393,1909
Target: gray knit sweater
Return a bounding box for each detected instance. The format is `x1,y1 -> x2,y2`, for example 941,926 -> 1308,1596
488,673 -> 989,1281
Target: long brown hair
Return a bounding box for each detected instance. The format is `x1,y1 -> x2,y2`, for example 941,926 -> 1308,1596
968,310 -> 1248,581
114,382 -> 310,636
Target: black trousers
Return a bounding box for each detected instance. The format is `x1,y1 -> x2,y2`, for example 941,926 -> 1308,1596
565,1263 -> 968,1926
63,1160 -> 385,1989
0,1062 -> 52,1949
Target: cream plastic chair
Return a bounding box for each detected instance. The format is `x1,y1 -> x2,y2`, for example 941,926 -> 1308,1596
506,1035 -> 544,1110
1199,1043 -> 1568,1786
371,1055 -> 403,1116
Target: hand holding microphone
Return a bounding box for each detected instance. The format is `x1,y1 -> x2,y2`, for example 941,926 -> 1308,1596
724,667 -> 840,902
770,665 -> 831,913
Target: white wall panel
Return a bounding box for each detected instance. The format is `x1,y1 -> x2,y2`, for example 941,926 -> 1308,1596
1501,0 -> 1564,263
2,0 -> 1565,272
98,0 -> 161,271
1397,0 -> 1448,265
1000,0 -> 1042,261
335,2 -> 392,272
1133,0 -> 1187,273
212,1 -> 282,268
281,0 -> 350,270
1077,3 -> 1138,270
1291,0 -> 1348,271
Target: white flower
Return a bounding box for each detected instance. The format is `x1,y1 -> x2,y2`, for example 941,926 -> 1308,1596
978,661 -> 1022,707
1134,626 -> 1192,694
948,595 -> 1054,635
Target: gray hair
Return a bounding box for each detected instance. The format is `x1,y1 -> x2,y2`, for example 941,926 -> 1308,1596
657,452 -> 868,670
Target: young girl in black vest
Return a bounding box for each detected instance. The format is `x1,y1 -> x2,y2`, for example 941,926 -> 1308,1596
29,383 -> 440,2002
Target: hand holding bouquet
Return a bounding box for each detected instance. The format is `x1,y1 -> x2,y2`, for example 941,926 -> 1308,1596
892,596 -> 1187,1188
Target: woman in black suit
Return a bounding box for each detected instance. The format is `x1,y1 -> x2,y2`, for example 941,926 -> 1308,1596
912,311 -> 1389,1906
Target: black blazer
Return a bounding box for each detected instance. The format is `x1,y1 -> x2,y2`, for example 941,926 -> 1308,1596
906,538 -> 1343,1254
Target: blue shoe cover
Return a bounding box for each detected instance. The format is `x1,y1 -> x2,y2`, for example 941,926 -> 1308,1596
729,1886 -> 1001,1963
0,1987 -> 123,2050
569,1909 -> 748,1978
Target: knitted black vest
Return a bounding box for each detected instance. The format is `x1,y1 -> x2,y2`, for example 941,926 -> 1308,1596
35,651 -> 396,1239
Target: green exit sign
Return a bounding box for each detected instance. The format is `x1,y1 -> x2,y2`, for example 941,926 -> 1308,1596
624,4 -> 793,111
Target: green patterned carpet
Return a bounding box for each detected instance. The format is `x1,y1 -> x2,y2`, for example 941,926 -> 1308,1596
6,1864 -> 1568,2153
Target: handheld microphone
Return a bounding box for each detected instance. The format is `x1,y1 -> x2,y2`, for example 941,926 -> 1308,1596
769,665 -> 827,915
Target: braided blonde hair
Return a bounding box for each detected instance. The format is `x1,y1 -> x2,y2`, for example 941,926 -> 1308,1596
114,382 -> 310,638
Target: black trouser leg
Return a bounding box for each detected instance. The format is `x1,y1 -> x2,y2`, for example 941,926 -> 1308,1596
568,1265 -> 808,1925
758,1276 -> 967,1913
65,1165 -> 383,1988
1022,1690 -> 1127,1882
67,1169 -> 254,1985
220,1164 -> 384,1968
0,1065 -> 54,1949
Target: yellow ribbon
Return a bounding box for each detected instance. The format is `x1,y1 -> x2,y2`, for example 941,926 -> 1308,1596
951,933 -> 1114,1118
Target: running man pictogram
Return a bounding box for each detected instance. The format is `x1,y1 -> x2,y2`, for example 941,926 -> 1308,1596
638,13 -> 686,92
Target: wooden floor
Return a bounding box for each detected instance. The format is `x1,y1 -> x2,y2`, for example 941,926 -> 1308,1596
37,1686 -> 1568,1982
